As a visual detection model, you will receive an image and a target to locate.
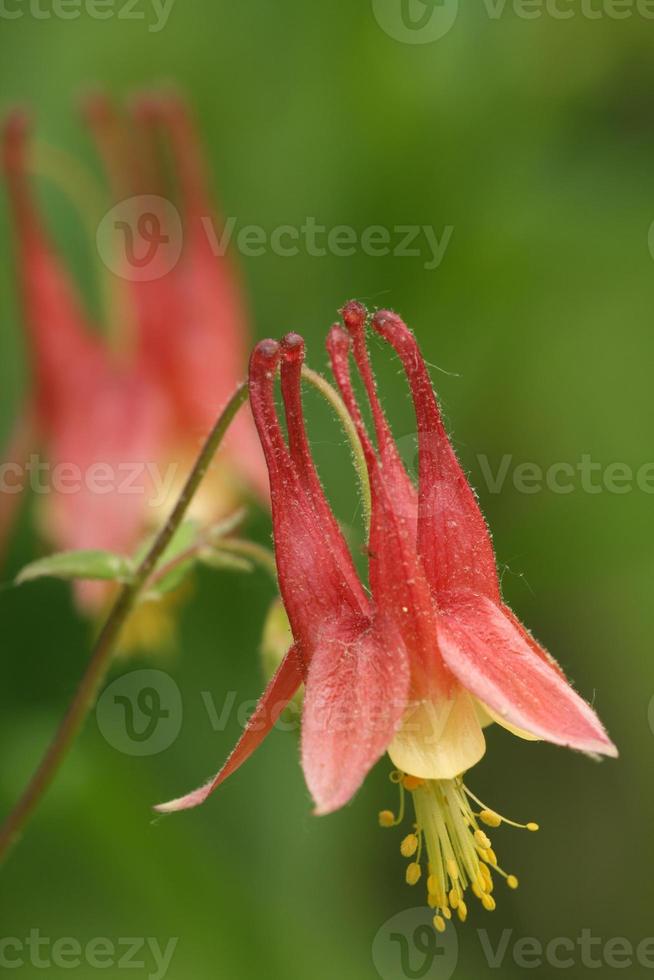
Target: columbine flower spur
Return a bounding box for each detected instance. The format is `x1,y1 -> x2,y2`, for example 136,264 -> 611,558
158,302 -> 617,931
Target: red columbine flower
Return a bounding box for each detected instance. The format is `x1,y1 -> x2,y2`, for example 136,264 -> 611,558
158,303 -> 616,930
83,93 -> 267,503
1,95 -> 266,609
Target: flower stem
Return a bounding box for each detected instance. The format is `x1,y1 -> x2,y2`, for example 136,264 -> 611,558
0,383 -> 249,866
301,365 -> 371,538
146,534 -> 277,591
214,538 -> 278,580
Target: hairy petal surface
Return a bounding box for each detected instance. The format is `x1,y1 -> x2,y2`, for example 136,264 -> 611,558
439,595 -> 617,757
249,340 -> 369,654
301,620 -> 410,815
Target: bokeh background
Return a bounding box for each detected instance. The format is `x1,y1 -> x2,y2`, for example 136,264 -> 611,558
0,2 -> 652,978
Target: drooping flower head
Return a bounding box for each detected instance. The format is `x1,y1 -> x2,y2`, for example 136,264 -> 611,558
1,95 -> 267,610
158,302 -> 616,928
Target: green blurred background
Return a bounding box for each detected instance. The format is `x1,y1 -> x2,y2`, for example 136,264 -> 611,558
0,2 -> 652,978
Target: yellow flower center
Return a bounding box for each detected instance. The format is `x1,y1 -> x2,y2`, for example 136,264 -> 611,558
379,771 -> 538,930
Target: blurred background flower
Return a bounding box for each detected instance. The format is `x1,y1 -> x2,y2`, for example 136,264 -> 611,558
0,4 -> 651,980
1,92 -> 267,627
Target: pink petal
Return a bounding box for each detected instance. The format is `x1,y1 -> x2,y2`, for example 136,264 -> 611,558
155,644 -> 305,813
47,373 -> 169,577
438,594 -> 617,757
301,620 -> 410,815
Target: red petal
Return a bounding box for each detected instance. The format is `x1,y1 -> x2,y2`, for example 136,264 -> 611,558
3,109 -> 170,581
326,322 -> 450,693
338,303 -> 418,528
326,323 -> 415,600
280,333 -> 369,609
127,94 -> 269,501
249,341 -> 369,654
155,645 -> 305,813
2,111 -> 108,427
438,594 -> 617,757
301,620 -> 409,815
372,310 -> 500,602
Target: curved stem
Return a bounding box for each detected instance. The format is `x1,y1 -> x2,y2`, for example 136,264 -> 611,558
214,538 -> 278,581
0,384 -> 249,866
301,365 -> 371,538
146,534 -> 277,591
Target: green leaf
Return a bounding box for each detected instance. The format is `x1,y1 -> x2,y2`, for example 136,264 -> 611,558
16,550 -> 134,586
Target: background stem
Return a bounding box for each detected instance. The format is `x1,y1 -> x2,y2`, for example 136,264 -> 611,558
301,365 -> 371,538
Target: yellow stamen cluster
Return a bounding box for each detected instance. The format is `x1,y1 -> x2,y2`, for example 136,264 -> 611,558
378,772 -> 539,931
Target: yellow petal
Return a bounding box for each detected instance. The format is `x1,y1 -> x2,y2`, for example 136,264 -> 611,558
388,689 -> 486,779
475,700 -> 495,729
477,699 -> 541,742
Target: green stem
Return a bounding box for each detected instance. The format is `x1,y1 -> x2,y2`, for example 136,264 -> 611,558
214,538 -> 278,581
146,535 -> 277,591
0,384 -> 249,866
144,510 -> 249,591
301,364 -> 371,538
